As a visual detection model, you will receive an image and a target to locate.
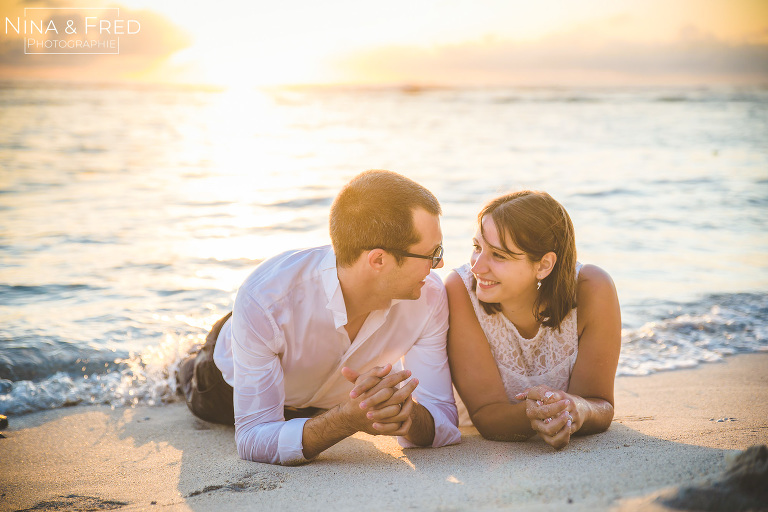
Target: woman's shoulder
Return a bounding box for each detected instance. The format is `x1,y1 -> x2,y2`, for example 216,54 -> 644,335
445,268 -> 485,321
445,268 -> 469,297
452,263 -> 472,279
575,264 -> 620,328
446,265 -> 472,291
576,264 -> 616,294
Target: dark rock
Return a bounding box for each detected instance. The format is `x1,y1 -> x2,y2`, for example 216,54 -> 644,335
15,494 -> 128,511
0,414 -> 7,430
658,444 -> 768,511
0,379 -> 12,394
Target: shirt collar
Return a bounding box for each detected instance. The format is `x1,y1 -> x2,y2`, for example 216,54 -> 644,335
321,247 -> 348,329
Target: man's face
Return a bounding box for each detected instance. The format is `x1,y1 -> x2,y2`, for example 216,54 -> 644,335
385,208 -> 444,301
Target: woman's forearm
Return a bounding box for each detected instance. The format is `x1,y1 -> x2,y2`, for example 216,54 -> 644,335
471,401 -> 535,442
573,396 -> 614,435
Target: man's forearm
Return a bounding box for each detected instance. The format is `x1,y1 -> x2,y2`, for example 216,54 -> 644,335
403,402 -> 435,446
301,405 -> 359,460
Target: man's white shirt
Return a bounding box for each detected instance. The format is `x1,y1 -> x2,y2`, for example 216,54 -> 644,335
213,245 -> 460,465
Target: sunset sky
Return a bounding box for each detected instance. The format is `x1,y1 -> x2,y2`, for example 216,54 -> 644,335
1,0 -> 766,86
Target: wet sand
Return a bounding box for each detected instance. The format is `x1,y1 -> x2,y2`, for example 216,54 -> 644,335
2,353 -> 766,512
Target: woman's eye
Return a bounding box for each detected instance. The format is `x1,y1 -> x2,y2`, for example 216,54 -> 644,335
492,252 -> 505,260
472,244 -> 481,252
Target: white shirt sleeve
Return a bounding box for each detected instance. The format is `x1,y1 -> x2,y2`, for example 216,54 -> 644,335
398,282 -> 461,448
230,291 -> 311,465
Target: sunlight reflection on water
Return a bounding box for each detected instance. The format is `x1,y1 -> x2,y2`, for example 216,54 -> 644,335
1,84 -> 767,410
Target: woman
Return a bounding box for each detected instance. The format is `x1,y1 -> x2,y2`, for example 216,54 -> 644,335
446,191 -> 621,450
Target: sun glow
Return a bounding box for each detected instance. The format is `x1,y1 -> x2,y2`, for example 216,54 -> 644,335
116,0 -> 352,87
2,0 -> 765,85
165,42 -> 337,87
161,84 -> 334,266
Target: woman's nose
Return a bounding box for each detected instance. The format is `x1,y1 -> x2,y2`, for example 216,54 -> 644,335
470,252 -> 485,274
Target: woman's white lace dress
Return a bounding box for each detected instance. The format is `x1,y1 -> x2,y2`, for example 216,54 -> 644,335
453,263 -> 582,425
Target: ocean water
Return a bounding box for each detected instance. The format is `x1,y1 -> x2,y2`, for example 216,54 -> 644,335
1,83 -> 767,416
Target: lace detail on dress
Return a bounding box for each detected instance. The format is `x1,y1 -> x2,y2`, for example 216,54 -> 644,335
455,263 -> 581,403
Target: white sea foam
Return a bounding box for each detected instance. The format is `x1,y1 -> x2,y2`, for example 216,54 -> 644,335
1,83 -> 766,416
0,333 -> 202,415
1,293 -> 766,416
618,295 -> 768,376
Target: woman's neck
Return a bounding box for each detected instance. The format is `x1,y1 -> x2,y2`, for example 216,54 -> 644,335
500,295 -> 542,339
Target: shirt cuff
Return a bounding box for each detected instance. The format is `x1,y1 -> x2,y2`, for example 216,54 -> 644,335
397,399 -> 461,449
277,417 -> 312,465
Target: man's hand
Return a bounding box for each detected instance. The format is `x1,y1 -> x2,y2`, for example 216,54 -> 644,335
343,364 -> 420,436
342,364 -> 435,446
340,364 -> 418,436
302,364 -> 433,460
302,364 -> 412,459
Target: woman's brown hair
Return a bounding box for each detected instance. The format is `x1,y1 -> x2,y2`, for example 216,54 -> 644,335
477,190 -> 577,330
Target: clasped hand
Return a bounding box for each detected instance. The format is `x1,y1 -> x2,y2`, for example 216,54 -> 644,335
515,385 -> 581,450
340,363 -> 418,437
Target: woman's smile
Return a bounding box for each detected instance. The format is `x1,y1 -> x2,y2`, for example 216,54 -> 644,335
475,276 -> 500,289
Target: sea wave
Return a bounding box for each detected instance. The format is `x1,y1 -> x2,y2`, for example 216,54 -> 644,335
618,292 -> 768,376
0,333 -> 201,416
1,292 -> 766,416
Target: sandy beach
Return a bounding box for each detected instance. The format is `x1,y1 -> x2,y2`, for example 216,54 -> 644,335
2,353 -> 766,512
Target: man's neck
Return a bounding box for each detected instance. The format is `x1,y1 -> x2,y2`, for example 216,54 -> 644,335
336,264 -> 390,325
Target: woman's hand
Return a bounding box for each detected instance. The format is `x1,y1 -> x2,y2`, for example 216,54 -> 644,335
515,385 -> 584,450
513,264 -> 621,448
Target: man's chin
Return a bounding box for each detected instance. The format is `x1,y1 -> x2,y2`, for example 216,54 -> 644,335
397,289 -> 422,301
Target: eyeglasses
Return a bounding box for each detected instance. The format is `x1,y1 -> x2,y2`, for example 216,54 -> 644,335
376,244 -> 444,269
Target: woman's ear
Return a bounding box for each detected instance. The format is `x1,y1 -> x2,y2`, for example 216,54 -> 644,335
536,252 -> 557,280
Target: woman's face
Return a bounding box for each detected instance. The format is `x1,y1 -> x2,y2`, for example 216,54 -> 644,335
470,215 -> 540,306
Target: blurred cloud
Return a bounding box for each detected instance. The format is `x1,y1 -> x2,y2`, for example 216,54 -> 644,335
0,1 -> 191,82
337,25 -> 768,86
0,0 -> 766,86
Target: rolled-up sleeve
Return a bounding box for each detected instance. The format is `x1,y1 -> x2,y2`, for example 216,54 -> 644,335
231,291 -> 311,465
399,282 -> 461,448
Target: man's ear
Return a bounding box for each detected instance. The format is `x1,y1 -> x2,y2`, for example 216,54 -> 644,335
536,252 -> 557,280
366,248 -> 386,271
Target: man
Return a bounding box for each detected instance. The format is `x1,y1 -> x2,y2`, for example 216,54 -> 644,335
178,170 -> 460,465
